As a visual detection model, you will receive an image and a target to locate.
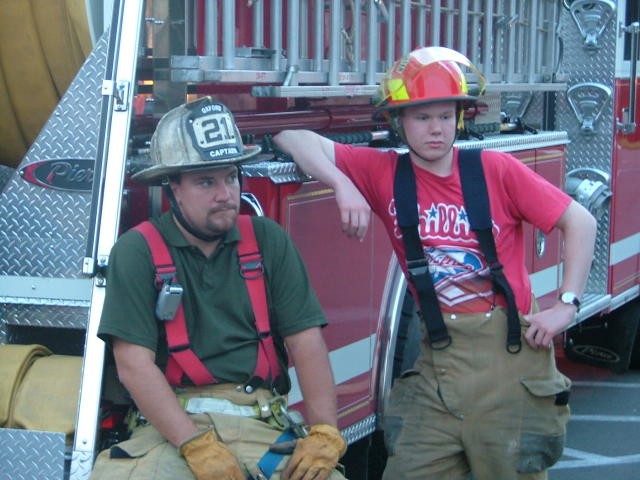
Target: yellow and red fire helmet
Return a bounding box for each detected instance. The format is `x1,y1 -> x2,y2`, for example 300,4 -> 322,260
373,46 -> 486,120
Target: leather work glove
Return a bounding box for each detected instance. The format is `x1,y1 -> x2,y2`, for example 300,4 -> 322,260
179,429 -> 245,480
280,424 -> 347,480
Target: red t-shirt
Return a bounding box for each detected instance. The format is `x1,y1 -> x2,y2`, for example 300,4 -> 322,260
335,144 -> 572,314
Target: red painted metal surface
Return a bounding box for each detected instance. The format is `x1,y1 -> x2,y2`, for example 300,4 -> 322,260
609,78 -> 640,296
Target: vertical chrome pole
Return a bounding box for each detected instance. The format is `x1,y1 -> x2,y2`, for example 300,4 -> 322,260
386,1 -> 396,66
528,0 -> 539,83
482,0 -> 493,79
458,0 -> 469,55
300,0 -> 309,62
352,0 -> 362,72
287,0 -> 300,79
329,0 -> 341,85
431,0 -> 441,46
400,0 -> 411,54
271,0 -> 283,70
313,0 -> 323,71
444,0 -> 454,48
253,0 -> 264,48
366,0 -> 379,84
505,0 -> 516,82
222,0 -> 235,69
470,0 -> 481,64
204,0 -> 217,56
416,0 -> 427,47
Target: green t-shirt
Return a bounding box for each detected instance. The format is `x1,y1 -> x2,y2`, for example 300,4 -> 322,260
98,213 -> 327,391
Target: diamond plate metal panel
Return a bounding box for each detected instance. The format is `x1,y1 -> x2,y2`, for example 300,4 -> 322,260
0,34 -> 108,280
0,429 -> 66,480
554,8 -> 616,296
1,304 -> 89,330
0,165 -> 14,192
70,449 -> 95,480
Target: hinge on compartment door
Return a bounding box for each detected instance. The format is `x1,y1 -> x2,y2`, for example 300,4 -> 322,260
101,79 -> 131,112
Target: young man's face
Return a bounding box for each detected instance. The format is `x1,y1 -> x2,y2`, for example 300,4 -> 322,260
170,165 -> 241,238
400,101 -> 458,165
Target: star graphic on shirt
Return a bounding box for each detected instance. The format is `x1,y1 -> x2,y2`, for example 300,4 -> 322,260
428,206 -> 438,218
459,210 -> 468,222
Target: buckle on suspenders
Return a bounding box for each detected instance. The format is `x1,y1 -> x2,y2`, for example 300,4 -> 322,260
406,258 -> 430,279
239,252 -> 265,279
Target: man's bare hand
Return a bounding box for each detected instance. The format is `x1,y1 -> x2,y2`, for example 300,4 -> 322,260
334,182 -> 371,241
523,303 -> 576,350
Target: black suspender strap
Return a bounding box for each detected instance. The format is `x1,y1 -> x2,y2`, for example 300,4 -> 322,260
458,149 -> 522,353
394,153 -> 451,349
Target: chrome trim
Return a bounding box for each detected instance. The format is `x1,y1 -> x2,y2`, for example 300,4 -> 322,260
240,193 -> 265,216
610,286 -> 640,312
242,158 -> 310,184
374,256 -> 407,427
340,414 -> 377,445
72,1 -> 145,477
569,293 -> 612,328
0,276 -> 92,305
455,131 -> 570,152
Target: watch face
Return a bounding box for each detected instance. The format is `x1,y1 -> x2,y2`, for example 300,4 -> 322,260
561,292 -> 572,303
561,292 -> 580,308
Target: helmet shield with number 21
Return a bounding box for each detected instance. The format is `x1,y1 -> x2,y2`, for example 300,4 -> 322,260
133,97 -> 261,185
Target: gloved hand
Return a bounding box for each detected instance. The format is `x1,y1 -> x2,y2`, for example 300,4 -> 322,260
179,429 -> 245,480
281,424 -> 347,480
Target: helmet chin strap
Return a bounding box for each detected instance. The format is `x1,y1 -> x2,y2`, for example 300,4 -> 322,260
407,144 -> 432,164
163,184 -> 223,243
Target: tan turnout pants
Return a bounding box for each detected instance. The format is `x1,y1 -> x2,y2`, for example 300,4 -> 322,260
90,386 -> 346,479
382,307 -> 571,480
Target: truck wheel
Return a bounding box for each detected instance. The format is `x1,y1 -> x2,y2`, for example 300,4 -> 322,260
564,300 -> 640,374
342,435 -> 371,480
629,302 -> 640,370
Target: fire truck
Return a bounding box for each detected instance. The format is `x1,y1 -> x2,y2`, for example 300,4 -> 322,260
0,0 -> 638,478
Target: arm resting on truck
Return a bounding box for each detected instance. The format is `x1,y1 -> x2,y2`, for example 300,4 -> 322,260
274,130 -> 371,241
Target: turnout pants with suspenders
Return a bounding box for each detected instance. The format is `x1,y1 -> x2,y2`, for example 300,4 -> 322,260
381,150 -> 571,480
90,215 -> 345,480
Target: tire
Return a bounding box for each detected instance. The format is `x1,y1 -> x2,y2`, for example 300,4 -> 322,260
565,300 -> 640,374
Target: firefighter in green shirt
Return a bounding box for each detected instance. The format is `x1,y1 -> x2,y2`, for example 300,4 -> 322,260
91,97 -> 346,480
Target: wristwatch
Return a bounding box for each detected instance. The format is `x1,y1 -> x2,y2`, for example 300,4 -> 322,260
559,291 -> 581,312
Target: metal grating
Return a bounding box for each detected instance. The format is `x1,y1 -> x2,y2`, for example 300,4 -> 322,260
0,429 -> 67,480
555,6 -> 616,297
0,33 -> 107,279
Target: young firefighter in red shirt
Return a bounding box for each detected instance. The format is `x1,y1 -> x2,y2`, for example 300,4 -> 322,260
274,47 -> 597,480
91,98 -> 346,480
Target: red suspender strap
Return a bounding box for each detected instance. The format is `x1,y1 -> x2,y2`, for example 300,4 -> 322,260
133,221 -> 215,387
236,215 -> 282,386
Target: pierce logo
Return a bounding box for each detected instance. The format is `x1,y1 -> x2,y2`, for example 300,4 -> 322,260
20,159 -> 94,192
571,344 -> 620,364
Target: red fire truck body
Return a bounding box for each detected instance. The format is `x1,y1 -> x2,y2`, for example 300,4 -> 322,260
0,1 -> 638,478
